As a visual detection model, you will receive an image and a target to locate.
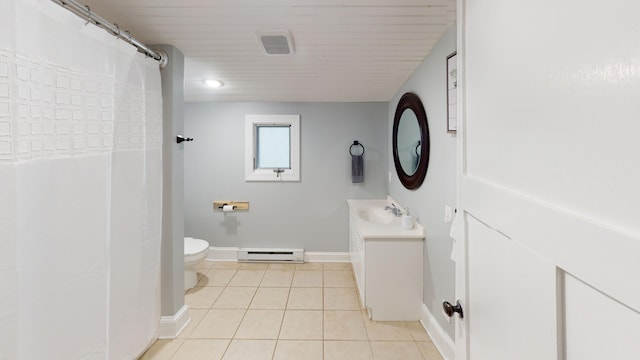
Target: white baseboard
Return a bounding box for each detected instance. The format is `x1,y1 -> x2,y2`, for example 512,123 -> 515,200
304,251 -> 350,262
158,304 -> 190,339
206,247 -> 350,263
206,246 -> 239,261
420,303 -> 455,360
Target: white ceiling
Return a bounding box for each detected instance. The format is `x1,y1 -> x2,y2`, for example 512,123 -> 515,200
81,0 -> 456,102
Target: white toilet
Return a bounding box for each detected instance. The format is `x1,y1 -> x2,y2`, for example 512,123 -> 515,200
184,237 -> 210,291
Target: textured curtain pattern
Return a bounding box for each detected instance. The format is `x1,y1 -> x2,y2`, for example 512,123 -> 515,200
0,0 -> 163,359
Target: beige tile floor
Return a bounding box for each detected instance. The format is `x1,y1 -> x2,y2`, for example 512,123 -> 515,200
139,261 -> 444,360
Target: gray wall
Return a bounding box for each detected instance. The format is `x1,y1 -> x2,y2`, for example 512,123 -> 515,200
155,44 -> 185,316
184,102 -> 388,252
388,26 -> 457,337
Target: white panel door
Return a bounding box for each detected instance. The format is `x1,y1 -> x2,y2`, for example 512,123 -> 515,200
454,0 -> 640,358
564,274 -> 640,360
466,216 -> 559,359
454,177 -> 640,360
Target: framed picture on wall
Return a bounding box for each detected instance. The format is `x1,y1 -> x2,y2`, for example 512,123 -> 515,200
446,51 -> 458,132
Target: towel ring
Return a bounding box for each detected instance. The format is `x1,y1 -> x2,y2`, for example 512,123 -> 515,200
349,141 -> 365,156
415,140 -> 421,156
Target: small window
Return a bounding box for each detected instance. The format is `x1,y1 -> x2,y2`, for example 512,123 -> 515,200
245,114 -> 300,181
256,125 -> 290,169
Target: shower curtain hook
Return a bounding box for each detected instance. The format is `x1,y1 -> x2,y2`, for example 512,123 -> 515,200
112,23 -> 121,37
84,5 -> 91,26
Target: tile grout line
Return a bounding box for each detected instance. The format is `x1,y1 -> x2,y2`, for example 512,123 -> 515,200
213,266 -> 234,360
217,266 -> 262,360
161,262 -> 437,360
320,262 -> 325,340
175,262 -> 216,359
272,276 -> 293,359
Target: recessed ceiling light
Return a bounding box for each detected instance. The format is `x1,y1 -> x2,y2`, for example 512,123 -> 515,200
204,79 -> 224,88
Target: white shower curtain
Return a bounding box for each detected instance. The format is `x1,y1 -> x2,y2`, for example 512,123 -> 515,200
0,0 -> 163,359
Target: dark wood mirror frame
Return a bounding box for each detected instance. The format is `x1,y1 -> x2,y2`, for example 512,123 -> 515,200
392,92 -> 430,190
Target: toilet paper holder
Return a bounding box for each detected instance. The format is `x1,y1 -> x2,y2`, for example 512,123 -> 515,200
213,201 -> 250,211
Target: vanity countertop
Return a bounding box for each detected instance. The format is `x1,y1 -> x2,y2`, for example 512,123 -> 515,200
347,198 -> 425,239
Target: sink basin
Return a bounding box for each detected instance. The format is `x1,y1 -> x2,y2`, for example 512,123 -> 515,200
348,198 -> 425,238
355,207 -> 395,225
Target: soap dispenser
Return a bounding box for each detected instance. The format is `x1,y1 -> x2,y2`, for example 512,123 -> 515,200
402,208 -> 415,230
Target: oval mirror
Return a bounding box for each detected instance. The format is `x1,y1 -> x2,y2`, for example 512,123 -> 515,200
392,92 -> 430,189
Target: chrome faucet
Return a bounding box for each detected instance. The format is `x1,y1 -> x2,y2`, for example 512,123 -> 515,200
384,204 -> 403,217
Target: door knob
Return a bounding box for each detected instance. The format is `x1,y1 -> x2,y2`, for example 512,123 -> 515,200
442,300 -> 464,319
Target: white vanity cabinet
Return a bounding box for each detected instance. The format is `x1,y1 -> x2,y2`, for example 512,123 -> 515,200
348,199 -> 425,321
349,219 -> 366,303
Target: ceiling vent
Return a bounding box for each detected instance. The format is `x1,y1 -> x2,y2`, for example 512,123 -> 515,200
256,30 -> 295,56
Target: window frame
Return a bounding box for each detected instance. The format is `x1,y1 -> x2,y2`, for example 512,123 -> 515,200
245,114 -> 300,181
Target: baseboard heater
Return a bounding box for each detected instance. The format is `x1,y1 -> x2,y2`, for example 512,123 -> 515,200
237,248 -> 304,263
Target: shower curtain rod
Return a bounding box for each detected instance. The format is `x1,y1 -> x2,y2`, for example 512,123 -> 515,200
51,0 -> 167,67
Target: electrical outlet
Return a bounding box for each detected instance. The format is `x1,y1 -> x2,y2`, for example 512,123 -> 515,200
444,205 -> 453,223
